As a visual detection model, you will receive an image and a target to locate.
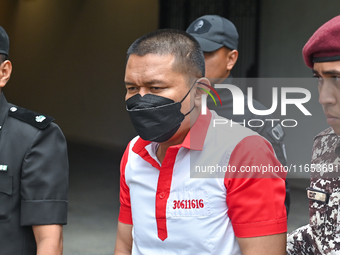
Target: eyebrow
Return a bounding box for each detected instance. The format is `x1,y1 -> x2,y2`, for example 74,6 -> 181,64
124,81 -> 135,86
124,79 -> 165,86
313,69 -> 340,76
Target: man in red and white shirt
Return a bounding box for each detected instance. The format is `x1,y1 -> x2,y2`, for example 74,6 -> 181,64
114,29 -> 287,255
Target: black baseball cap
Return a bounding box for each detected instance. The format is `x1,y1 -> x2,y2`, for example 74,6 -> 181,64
0,26 -> 9,56
186,15 -> 238,52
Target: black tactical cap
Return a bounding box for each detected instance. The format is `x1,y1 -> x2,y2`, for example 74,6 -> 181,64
0,26 -> 9,56
186,15 -> 238,52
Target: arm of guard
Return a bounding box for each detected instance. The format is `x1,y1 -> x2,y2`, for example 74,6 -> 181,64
20,123 -> 69,226
33,224 -> 63,255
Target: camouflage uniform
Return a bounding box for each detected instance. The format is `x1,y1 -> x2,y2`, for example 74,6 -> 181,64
287,127 -> 340,254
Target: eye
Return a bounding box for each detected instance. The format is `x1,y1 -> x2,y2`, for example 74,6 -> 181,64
313,75 -> 323,86
150,86 -> 164,92
333,76 -> 340,82
126,86 -> 138,93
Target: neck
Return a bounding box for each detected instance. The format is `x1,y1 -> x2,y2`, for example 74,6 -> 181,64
156,107 -> 199,164
210,74 -> 230,86
156,132 -> 187,164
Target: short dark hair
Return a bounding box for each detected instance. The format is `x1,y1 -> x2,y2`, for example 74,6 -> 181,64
127,29 -> 205,79
0,54 -> 8,64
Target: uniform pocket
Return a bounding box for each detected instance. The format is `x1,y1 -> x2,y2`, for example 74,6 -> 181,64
0,176 -> 12,221
166,190 -> 211,218
309,200 -> 327,235
308,188 -> 337,237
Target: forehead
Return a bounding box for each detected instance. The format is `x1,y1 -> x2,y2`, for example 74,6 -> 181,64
125,54 -> 177,81
313,60 -> 340,74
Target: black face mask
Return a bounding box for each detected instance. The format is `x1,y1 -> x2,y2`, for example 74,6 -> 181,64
126,82 -> 195,143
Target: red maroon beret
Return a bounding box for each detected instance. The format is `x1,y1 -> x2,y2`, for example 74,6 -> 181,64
303,15 -> 340,68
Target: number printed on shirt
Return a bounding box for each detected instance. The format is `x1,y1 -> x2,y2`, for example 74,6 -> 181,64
172,199 -> 204,209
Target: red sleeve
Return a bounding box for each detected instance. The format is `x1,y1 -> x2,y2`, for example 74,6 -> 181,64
225,135 -> 287,238
118,142 -> 133,225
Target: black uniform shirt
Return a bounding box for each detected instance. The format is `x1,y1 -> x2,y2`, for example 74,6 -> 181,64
0,93 -> 68,255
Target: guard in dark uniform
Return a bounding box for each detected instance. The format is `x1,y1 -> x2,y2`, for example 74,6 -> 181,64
0,26 -> 68,255
187,15 -> 290,214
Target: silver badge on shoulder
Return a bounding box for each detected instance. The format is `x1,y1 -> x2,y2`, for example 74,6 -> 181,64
306,187 -> 330,204
0,165 -> 8,171
35,115 -> 46,123
271,124 -> 284,141
10,107 -> 17,112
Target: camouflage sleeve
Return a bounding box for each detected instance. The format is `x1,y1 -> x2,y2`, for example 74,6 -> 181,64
287,128 -> 340,255
286,224 -> 315,255
308,128 -> 340,254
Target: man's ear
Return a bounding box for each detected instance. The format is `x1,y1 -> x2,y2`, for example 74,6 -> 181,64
194,77 -> 211,108
226,50 -> 238,71
0,60 -> 12,88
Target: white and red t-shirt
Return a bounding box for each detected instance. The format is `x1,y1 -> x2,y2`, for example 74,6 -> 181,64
119,110 -> 287,255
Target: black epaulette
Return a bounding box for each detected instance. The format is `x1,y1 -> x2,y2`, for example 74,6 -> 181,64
8,105 -> 55,130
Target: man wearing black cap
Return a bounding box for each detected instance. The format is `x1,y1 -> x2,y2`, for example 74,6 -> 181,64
0,26 -> 68,255
186,15 -> 239,85
186,14 -> 290,214
286,15 -> 340,254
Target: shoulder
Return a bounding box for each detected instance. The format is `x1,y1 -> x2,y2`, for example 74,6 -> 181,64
312,127 -> 338,149
208,111 -> 261,153
243,96 -> 286,142
314,126 -> 335,140
122,136 -> 141,160
243,95 -> 274,123
311,127 -> 340,162
244,95 -> 268,111
7,104 -> 55,130
210,110 -> 258,138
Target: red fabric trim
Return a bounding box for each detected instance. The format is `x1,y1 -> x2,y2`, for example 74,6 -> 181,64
137,147 -> 161,171
132,138 -> 151,154
225,136 -> 287,238
233,217 -> 287,238
118,142 -> 133,225
128,110 -> 212,240
155,147 -> 180,241
118,204 -> 133,224
131,138 -> 181,240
